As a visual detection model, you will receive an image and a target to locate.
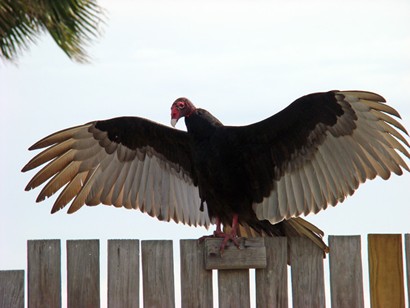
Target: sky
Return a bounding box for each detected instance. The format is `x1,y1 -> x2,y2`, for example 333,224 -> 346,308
1,0 -> 409,306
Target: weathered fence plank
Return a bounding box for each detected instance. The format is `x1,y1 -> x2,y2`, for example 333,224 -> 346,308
141,240 -> 175,308
0,270 -> 24,308
328,235 -> 364,308
255,237 -> 288,308
406,234 -> 410,308
108,240 -> 139,308
290,237 -> 325,308
28,239 -> 61,308
204,238 -> 266,270
67,240 -> 100,308
368,234 -> 405,308
218,269 -> 250,308
180,239 -> 213,308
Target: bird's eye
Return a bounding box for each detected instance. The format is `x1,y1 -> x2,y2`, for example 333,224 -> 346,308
177,102 -> 185,110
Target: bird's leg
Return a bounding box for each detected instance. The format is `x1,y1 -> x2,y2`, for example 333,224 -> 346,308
198,217 -> 224,242
219,213 -> 240,253
213,217 -> 224,237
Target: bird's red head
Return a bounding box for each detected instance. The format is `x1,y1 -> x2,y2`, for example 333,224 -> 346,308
170,97 -> 196,127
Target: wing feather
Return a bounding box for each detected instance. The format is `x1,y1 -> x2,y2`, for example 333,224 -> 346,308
284,173 -> 296,218
51,171 -> 89,213
290,171 -> 305,214
277,178 -> 288,218
371,110 -> 408,134
22,138 -> 76,172
23,117 -> 210,227
129,159 -> 144,210
122,159 -> 139,209
361,99 -> 401,118
243,90 -> 409,223
314,146 -> 338,205
342,139 -> 367,183
138,156 -> 151,213
379,121 -> 410,148
68,167 -> 101,213
28,125 -> 91,150
25,150 -> 76,190
111,160 -> 132,206
158,170 -> 170,221
171,175 -> 183,222
100,157 -> 124,204
340,91 -> 385,102
36,160 -> 81,202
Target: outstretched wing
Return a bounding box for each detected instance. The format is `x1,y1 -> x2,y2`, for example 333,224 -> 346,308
231,91 -> 410,224
22,116 -> 211,227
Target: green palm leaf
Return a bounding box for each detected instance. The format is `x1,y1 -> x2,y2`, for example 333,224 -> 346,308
0,0 -> 105,63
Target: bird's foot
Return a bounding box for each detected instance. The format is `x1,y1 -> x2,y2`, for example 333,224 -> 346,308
198,214 -> 241,254
219,231 -> 240,254
198,229 -> 240,254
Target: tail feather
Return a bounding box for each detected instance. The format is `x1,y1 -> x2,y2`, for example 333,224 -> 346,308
283,218 -> 329,255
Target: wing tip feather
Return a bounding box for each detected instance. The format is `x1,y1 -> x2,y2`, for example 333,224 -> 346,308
337,90 -> 386,103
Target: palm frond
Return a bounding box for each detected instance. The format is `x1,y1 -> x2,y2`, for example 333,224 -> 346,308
0,0 -> 105,63
0,1 -> 39,61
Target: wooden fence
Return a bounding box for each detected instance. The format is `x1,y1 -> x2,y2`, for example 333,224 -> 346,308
0,234 -> 409,307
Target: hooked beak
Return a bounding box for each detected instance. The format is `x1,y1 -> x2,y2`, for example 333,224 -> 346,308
171,118 -> 178,127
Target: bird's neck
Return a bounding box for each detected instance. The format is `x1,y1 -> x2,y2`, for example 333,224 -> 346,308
185,109 -> 223,140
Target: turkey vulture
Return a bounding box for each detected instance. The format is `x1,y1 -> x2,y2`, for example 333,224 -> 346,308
22,91 -> 409,252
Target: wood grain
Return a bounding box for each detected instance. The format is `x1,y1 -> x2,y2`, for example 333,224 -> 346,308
28,240 -> 61,308
255,237 -> 288,308
141,240 -> 175,308
0,270 -> 24,308
108,240 -> 139,308
204,237 -> 266,270
67,240 -> 100,308
290,237 -> 325,308
368,234 -> 404,308
328,235 -> 364,308
218,269 -> 250,308
180,240 -> 213,308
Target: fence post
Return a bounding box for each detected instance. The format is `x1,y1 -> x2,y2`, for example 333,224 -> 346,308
255,237 -> 288,308
108,240 -> 139,308
0,270 -> 24,308
141,240 -> 175,308
28,239 -> 61,308
368,234 -> 405,308
180,239 -> 213,307
218,268 -> 250,308
328,235 -> 364,308
290,237 -> 325,308
67,240 -> 100,308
